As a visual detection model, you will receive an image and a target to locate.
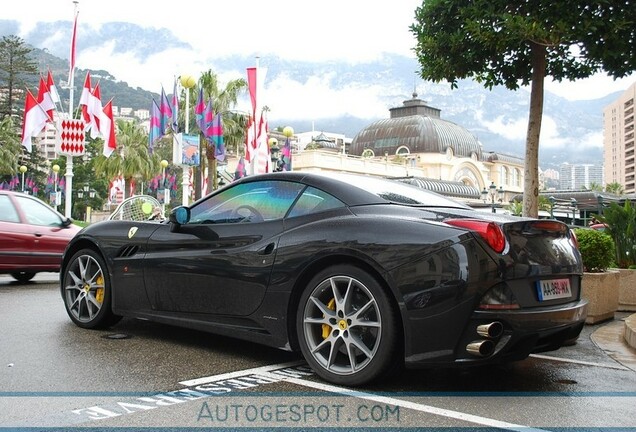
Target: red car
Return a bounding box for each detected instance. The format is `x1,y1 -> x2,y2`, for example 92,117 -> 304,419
0,190 -> 81,282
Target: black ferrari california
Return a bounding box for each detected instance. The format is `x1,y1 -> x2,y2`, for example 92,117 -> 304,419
60,171 -> 587,386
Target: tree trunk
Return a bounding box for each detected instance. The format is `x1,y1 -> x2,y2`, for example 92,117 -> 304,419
523,42 -> 546,218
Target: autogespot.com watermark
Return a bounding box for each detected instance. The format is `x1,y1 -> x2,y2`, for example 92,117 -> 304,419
196,399 -> 401,426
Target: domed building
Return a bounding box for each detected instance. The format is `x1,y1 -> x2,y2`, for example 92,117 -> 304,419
349,92 -> 524,205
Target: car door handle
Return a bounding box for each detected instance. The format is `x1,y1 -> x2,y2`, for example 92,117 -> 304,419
258,242 -> 276,255
34,233 -> 43,237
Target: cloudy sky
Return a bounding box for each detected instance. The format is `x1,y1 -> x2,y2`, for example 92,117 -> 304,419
5,0 -> 636,120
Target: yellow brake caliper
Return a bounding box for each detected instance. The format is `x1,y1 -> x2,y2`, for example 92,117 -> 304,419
95,275 -> 105,304
322,298 -> 336,339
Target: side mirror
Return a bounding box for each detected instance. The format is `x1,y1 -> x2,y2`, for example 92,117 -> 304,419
169,206 -> 190,225
61,217 -> 73,227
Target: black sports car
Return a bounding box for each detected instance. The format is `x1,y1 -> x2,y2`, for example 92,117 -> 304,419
60,171 -> 587,386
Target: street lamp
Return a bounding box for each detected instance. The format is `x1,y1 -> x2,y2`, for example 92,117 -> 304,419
481,181 -> 505,213
282,126 -> 294,170
77,184 -> 95,223
159,159 -> 170,215
180,74 -> 196,206
269,137 -> 281,171
597,195 -> 604,216
19,165 -> 27,192
570,198 -> 578,225
52,164 -> 60,211
549,196 -> 556,219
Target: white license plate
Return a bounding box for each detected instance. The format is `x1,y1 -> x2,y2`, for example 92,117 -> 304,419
537,278 -> 572,301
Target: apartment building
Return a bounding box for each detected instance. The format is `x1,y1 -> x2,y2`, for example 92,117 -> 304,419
559,162 -> 604,190
603,82 -> 636,194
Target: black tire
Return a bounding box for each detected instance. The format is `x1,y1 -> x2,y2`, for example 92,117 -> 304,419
11,272 -> 36,283
296,264 -> 400,386
61,248 -> 122,329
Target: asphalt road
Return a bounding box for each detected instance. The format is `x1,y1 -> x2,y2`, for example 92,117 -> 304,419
1,273 -> 635,430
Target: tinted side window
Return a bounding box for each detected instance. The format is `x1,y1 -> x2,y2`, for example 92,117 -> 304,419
288,187 -> 344,218
189,180 -> 304,224
0,195 -> 20,223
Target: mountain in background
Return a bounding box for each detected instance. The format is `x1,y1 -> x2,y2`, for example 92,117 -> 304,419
1,19 -> 622,170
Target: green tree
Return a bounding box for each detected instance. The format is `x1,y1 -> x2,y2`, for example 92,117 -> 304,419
411,0 -> 636,217
93,120 -> 159,198
0,116 -> 22,175
605,182 -> 624,195
197,70 -> 247,193
588,182 -> 604,192
0,35 -> 38,118
598,201 -> 636,268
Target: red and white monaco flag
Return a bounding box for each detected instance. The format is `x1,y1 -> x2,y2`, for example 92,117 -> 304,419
87,82 -> 103,139
100,99 -> 117,157
47,69 -> 61,104
21,90 -> 49,152
36,76 -> 54,125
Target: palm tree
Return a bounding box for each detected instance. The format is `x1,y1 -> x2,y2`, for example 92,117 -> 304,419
605,182 -> 624,195
0,116 -> 21,175
94,120 -> 159,198
196,70 -> 248,192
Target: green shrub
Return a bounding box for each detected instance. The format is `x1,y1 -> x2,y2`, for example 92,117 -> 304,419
574,228 -> 615,273
597,201 -> 636,268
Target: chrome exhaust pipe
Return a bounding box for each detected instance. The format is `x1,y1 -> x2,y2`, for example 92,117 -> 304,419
477,321 -> 503,339
466,340 -> 495,357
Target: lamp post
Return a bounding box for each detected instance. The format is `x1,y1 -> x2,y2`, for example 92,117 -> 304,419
77,184 -> 95,223
570,198 -> 578,225
282,126 -> 294,170
268,137 -> 281,171
19,165 -> 27,192
549,196 -> 556,219
52,164 -> 60,211
597,195 -> 604,216
481,181 -> 504,213
160,159 -> 169,216
180,74 -> 196,206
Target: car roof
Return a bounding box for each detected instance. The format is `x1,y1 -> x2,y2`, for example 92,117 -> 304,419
231,171 -> 470,209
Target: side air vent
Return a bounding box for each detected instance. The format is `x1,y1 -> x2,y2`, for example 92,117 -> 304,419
117,245 -> 139,258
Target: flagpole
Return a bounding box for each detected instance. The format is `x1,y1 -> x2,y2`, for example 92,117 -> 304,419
64,0 -> 79,219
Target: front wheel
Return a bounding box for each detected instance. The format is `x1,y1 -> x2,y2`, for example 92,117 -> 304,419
62,248 -> 121,329
296,265 -> 400,386
11,272 -> 36,283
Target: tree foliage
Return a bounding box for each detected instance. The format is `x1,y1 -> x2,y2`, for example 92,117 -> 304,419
598,200 -> 636,268
0,116 -> 22,174
196,70 -> 247,194
0,35 -> 38,118
411,0 -> 636,217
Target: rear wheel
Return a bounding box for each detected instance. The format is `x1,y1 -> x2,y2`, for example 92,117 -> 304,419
62,249 -> 121,329
11,272 -> 36,283
296,264 -> 399,386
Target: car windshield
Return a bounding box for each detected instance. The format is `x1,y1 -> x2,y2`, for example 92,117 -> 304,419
330,173 -> 471,208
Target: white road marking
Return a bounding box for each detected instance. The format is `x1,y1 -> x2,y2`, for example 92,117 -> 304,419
530,353 -> 630,370
178,360 -> 306,386
282,377 -> 551,432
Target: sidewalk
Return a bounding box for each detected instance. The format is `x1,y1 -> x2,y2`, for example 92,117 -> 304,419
590,311 -> 636,372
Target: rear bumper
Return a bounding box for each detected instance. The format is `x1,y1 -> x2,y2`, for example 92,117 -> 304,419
405,299 -> 588,368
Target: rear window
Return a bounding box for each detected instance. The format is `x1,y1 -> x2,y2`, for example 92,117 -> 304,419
332,174 -> 471,208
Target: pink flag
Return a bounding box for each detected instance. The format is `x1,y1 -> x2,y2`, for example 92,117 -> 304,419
36,76 -> 54,125
69,10 -> 78,82
47,69 -> 61,104
21,90 -> 49,152
101,99 -> 117,157
246,67 -> 257,118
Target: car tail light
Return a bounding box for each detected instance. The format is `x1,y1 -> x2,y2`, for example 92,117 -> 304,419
479,284 -> 520,310
445,219 -> 506,254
